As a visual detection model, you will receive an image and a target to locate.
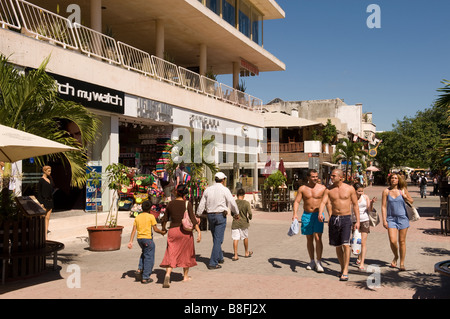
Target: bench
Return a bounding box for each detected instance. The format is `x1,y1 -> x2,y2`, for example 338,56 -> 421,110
434,260 -> 450,277
1,240 -> 65,285
435,197 -> 449,235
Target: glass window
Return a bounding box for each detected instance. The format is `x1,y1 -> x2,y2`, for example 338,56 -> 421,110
223,0 -> 236,27
206,0 -> 220,15
239,0 -> 251,37
251,10 -> 262,45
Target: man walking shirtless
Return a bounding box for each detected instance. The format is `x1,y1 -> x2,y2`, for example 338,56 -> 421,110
319,169 -> 360,281
293,169 -> 329,272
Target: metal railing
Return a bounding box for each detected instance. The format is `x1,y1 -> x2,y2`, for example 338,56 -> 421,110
15,0 -> 78,49
4,0 -> 264,113
118,41 -> 154,76
220,83 -> 237,104
73,22 -> 120,65
151,55 -> 181,85
0,0 -> 20,29
179,66 -> 203,92
201,75 -> 222,99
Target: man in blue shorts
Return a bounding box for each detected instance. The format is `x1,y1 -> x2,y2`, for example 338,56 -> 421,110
293,169 -> 330,272
319,169 -> 360,281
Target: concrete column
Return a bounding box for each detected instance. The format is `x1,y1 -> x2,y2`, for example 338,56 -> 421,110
155,19 -> 164,58
90,0 -> 102,32
199,43 -> 207,75
233,61 -> 240,88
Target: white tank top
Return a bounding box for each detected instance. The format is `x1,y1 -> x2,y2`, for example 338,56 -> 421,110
352,195 -> 370,222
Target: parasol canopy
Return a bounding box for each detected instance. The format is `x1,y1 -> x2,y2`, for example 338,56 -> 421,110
0,124 -> 78,163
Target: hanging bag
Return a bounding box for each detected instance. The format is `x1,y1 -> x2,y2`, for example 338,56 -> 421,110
181,200 -> 200,232
365,195 -> 380,227
401,190 -> 420,222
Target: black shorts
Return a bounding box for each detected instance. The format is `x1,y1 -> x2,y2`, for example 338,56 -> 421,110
329,215 -> 352,247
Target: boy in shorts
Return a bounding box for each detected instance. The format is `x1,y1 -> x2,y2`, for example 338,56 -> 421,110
232,189 -> 253,261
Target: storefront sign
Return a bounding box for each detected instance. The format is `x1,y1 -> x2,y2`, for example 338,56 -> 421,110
136,98 -> 173,123
189,114 -> 220,131
47,72 -> 125,114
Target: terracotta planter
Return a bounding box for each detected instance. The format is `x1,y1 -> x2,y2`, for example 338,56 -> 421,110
87,226 -> 124,251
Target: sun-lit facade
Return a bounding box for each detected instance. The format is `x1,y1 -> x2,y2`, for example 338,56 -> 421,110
0,0 -> 285,210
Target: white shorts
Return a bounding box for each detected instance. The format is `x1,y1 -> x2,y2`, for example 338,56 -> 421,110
231,228 -> 249,240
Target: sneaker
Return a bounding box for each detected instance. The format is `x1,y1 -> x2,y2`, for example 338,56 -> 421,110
306,260 -> 315,270
315,261 -> 324,273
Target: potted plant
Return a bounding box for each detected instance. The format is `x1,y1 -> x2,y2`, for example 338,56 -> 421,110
263,170 -> 287,191
86,163 -> 131,251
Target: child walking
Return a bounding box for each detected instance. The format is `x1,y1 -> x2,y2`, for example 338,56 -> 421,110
232,189 -> 253,261
128,200 -> 166,284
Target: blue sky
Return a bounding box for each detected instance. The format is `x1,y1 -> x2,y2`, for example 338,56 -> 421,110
221,0 -> 450,132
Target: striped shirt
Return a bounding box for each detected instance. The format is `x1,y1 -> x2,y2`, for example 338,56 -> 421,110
196,182 -> 239,216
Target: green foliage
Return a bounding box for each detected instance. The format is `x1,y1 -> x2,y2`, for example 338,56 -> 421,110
264,170 -> 287,190
333,138 -> 367,180
374,82 -> 449,174
164,135 -> 218,184
321,119 -> 337,144
0,55 -> 100,188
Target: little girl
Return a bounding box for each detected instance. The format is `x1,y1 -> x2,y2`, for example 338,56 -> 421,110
352,183 -> 376,270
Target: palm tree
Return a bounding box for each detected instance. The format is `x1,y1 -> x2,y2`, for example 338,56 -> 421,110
333,138 -> 367,181
435,80 -> 450,176
0,55 -> 100,188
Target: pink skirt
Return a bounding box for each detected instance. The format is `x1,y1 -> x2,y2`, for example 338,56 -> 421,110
160,226 -> 197,268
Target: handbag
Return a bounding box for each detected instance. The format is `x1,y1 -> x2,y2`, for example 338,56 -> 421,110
351,229 -> 362,255
401,190 -> 420,221
181,201 -> 200,232
365,195 -> 380,227
405,201 -> 420,221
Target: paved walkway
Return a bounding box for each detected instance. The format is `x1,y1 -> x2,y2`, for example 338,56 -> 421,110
1,185 -> 449,300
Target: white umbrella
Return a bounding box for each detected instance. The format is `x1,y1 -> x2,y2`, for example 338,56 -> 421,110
0,124 -> 78,162
366,165 -> 380,172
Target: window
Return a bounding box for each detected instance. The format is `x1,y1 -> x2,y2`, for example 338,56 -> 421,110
223,0 -> 236,26
251,10 -> 262,45
205,0 -> 220,15
239,0 -> 251,37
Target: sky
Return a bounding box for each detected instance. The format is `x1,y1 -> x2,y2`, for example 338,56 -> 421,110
220,0 -> 450,132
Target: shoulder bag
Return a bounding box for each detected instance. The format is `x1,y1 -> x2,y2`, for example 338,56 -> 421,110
401,190 -> 420,221
182,200 -> 200,232
366,195 -> 380,227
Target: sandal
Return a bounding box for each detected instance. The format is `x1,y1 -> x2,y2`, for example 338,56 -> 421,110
232,257 -> 239,261
163,276 -> 170,288
339,274 -> 349,281
245,251 -> 253,258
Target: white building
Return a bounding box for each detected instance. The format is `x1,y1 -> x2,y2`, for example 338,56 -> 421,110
0,0 -> 286,210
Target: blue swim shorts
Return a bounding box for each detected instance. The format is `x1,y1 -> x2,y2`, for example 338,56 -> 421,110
301,211 -> 324,235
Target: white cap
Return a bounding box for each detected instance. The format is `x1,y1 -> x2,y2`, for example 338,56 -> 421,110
215,172 -> 227,180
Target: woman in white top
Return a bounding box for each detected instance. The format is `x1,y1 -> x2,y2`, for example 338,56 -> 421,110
352,183 -> 376,270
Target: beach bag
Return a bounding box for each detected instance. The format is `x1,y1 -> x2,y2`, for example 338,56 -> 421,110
181,201 -> 200,232
401,191 -> 420,221
365,195 -> 380,227
405,201 -> 420,221
351,229 -> 362,255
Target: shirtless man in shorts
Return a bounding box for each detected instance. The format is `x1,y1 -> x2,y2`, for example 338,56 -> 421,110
319,169 -> 360,281
293,169 -> 330,272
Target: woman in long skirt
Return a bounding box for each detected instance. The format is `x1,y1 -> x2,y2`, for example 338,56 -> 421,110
160,184 -> 201,288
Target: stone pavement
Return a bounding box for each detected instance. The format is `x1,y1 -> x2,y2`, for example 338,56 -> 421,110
0,185 -> 449,301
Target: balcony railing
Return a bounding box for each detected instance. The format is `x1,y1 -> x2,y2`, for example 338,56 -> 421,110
15,0 -> 78,50
268,142 -> 304,154
0,0 -> 20,29
0,0 -> 263,112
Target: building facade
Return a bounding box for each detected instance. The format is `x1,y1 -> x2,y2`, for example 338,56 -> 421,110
0,0 -> 285,210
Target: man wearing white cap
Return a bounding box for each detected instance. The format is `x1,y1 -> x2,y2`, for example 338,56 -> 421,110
197,172 -> 239,269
